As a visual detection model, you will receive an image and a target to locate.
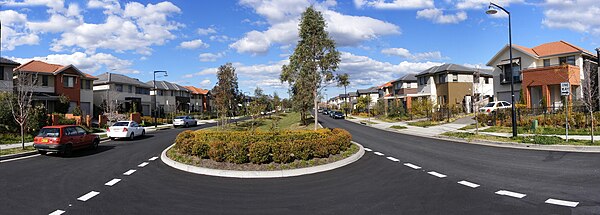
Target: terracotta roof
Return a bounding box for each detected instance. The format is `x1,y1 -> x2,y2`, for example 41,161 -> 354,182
513,44 -> 537,56
15,60 -> 97,79
513,41 -> 595,58
379,82 -> 392,89
184,86 -> 207,95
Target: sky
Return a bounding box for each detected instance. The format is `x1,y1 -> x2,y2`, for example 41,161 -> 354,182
1,0 -> 599,98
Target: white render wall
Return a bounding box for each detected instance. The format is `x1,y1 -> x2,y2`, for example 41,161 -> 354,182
490,48 -> 535,101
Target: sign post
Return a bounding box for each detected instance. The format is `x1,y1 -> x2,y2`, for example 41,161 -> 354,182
561,82 -> 570,141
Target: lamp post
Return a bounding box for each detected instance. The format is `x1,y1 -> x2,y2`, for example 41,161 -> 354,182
487,2 -> 518,138
153,70 -> 168,129
596,48 -> 600,110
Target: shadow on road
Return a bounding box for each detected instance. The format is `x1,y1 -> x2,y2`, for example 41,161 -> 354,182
43,145 -> 116,158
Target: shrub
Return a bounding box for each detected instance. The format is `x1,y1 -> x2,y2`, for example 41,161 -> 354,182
271,141 -> 294,163
191,142 -> 210,158
208,141 -> 227,162
249,141 -> 271,164
226,141 -> 249,164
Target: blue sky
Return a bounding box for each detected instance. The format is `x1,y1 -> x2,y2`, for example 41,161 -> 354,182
1,0 -> 599,98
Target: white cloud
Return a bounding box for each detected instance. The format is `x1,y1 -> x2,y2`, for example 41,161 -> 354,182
416,8 -> 467,24
542,0 -> 600,36
231,1 -> 400,54
178,39 -> 209,49
209,35 -> 234,42
354,0 -> 434,9
0,10 -> 39,50
8,52 -> 138,74
197,27 -> 217,35
456,0 -> 524,10
199,79 -> 212,88
199,52 -> 225,62
2,0 -> 66,12
381,48 -> 445,61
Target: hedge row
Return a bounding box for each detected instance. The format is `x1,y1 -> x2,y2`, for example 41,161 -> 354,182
173,128 -> 352,164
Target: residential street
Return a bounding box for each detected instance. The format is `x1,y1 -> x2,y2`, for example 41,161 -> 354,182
2,116 -> 599,214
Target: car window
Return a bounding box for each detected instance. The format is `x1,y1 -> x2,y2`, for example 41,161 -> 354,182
484,103 -> 495,107
37,128 -> 60,137
503,102 -> 511,106
113,122 -> 129,126
498,103 -> 504,107
75,127 -> 87,135
175,116 -> 185,119
65,127 -> 78,136
131,122 -> 139,127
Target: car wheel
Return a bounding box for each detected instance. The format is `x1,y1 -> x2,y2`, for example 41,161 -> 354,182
62,144 -> 73,157
141,130 -> 145,137
130,133 -> 135,140
110,137 -> 115,140
91,139 -> 99,150
38,150 -> 47,155
184,123 -> 189,128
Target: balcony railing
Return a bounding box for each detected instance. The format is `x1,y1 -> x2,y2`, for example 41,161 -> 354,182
499,73 -> 522,84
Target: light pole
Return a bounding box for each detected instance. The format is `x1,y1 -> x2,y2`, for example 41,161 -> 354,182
596,48 -> 600,110
487,2 -> 518,138
153,70 -> 168,129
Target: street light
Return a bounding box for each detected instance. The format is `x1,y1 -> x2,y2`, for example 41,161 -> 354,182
596,48 -> 600,110
486,2 -> 518,138
153,70 -> 168,129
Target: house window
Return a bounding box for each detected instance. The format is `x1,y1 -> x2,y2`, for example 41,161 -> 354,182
116,84 -> 123,92
42,75 -> 48,86
559,55 -> 576,66
63,76 -> 75,88
171,91 -> 174,96
438,74 -> 447,84
80,79 -> 91,89
543,59 -> 550,67
502,64 -> 520,82
128,85 -> 132,93
452,73 -> 458,82
485,77 -> 490,84
0,66 -> 4,80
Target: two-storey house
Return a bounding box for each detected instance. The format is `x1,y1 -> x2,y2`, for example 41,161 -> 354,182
93,73 -> 153,116
0,57 -> 20,91
183,86 -> 206,113
487,40 -> 598,108
357,87 -> 379,109
147,80 -> 191,115
388,74 -> 418,108
414,63 -> 494,109
13,60 -> 97,115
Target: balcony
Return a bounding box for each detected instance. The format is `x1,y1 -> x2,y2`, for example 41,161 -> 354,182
521,64 -> 581,87
499,73 -> 522,85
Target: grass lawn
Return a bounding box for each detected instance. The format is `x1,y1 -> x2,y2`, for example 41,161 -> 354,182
0,134 -> 34,145
442,132 -> 600,146
458,123 -> 487,130
482,126 -> 597,136
359,120 -> 378,125
407,120 -> 443,128
389,125 -> 407,129
0,146 -> 36,156
209,112 -> 315,131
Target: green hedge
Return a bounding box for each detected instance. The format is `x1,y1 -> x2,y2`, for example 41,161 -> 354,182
173,128 -> 352,164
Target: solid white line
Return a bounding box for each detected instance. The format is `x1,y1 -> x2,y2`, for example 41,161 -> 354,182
77,191 -> 100,202
364,148 -> 372,152
457,180 -> 480,188
138,162 -> 149,167
386,156 -> 399,162
495,190 -> 526,199
403,163 -> 421,169
49,210 -> 65,215
123,170 -> 136,175
0,154 -> 40,163
104,178 -> 121,186
427,171 -> 447,178
545,198 -> 579,208
373,152 -> 384,156
149,156 -> 158,161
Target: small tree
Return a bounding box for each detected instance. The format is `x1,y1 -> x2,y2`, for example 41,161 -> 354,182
581,60 -> 598,143
6,69 -> 37,149
213,63 -> 239,129
73,105 -> 83,116
55,95 -> 70,114
273,92 -> 281,113
336,73 -> 350,116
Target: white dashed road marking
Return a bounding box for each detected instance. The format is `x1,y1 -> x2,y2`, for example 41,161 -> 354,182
373,152 -> 384,156
149,156 -> 158,161
386,157 -> 399,162
364,148 -> 372,152
123,170 -> 136,175
104,179 -> 121,186
403,163 -> 422,170
49,210 -> 65,215
138,162 -> 149,167
495,190 -> 526,199
427,171 -> 447,178
545,198 -> 579,208
77,191 -> 100,202
457,180 -> 480,188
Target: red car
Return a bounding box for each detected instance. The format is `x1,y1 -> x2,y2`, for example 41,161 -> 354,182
33,125 -> 100,156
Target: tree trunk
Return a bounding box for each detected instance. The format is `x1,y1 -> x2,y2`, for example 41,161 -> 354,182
344,86 -> 348,117
314,88 -> 318,130
591,111 -> 595,143
20,124 -> 25,150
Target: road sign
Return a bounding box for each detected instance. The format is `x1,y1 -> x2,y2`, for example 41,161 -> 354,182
561,82 -> 570,96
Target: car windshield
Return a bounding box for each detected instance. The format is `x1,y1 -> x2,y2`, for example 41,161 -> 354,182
37,128 -> 60,137
175,116 -> 186,119
484,103 -> 496,107
113,122 -> 130,126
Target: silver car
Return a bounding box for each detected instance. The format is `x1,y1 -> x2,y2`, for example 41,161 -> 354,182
173,116 -> 197,128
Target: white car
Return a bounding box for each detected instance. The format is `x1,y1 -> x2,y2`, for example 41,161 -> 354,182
479,101 -> 512,114
173,116 -> 197,127
107,121 -> 145,140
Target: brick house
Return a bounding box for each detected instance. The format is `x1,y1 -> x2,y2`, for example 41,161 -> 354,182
183,86 -> 206,113
13,60 -> 97,116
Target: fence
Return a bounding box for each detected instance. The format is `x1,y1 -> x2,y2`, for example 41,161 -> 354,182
481,106 -> 599,129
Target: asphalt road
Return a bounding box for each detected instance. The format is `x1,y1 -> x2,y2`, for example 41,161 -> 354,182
1,116 -> 599,214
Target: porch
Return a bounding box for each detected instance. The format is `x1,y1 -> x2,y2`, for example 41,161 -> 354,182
522,64 -> 581,108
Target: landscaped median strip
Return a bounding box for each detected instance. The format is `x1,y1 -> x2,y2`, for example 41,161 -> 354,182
494,190 -> 527,199
77,191 -> 100,202
544,198 -> 579,208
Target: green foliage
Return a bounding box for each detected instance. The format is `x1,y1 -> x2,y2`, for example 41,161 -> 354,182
411,98 -> 433,117
387,100 -> 406,118
356,96 -> 371,113
54,95 -> 70,114
72,105 -> 83,116
0,93 -> 17,133
213,63 -> 240,128
390,125 -> 407,129
27,105 -> 50,133
173,128 -> 352,164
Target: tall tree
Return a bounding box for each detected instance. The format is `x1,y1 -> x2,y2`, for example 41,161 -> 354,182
273,92 -> 281,112
336,73 -> 350,116
581,60 -> 598,143
281,6 -> 341,130
6,69 -> 37,149
213,63 -> 239,129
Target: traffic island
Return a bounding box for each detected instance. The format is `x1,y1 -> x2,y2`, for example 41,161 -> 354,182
161,129 -> 364,178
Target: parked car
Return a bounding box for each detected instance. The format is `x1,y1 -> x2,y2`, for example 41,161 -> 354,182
323,110 -> 330,115
479,101 -> 512,114
107,121 -> 145,140
33,125 -> 100,156
331,111 -> 345,119
317,108 -> 323,113
173,116 -> 197,127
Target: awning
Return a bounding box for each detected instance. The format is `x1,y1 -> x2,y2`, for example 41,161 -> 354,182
497,58 -> 520,66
